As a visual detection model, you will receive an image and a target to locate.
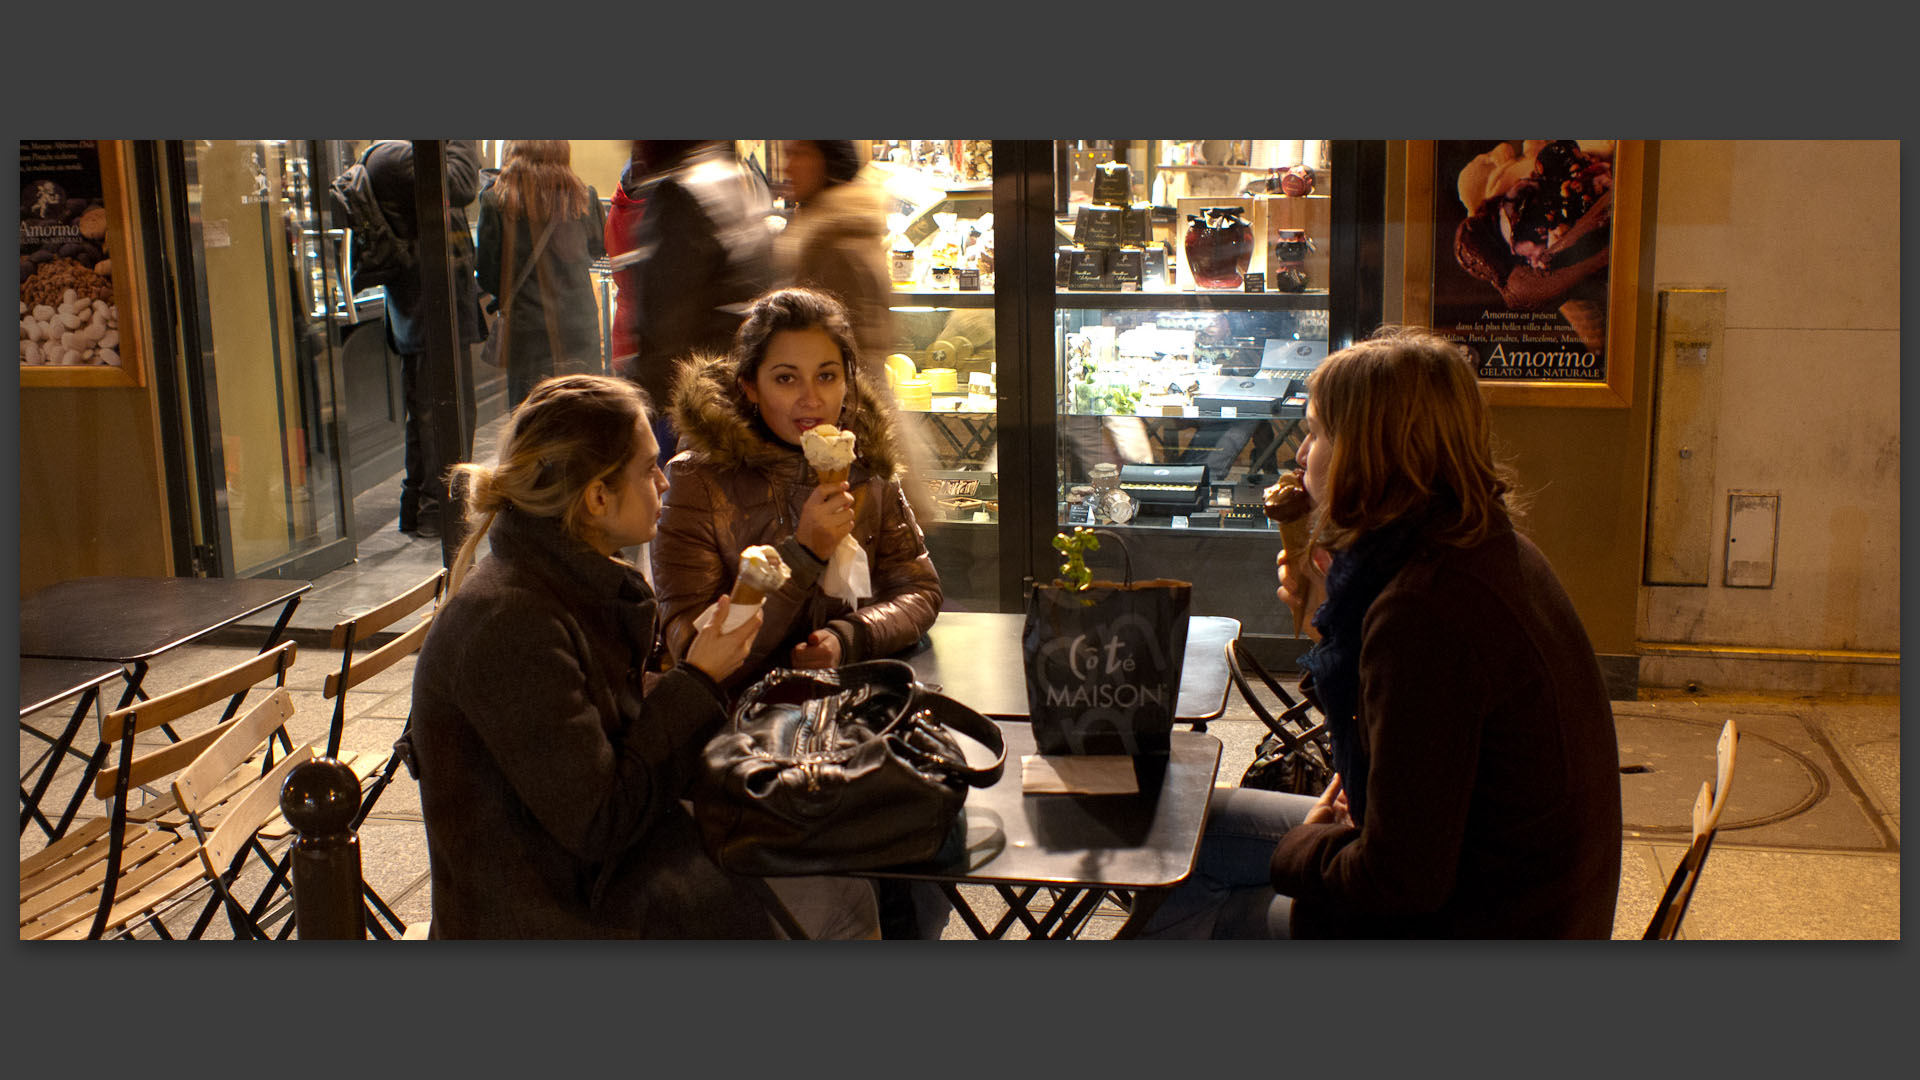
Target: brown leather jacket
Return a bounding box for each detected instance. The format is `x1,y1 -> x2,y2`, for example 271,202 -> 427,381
652,352 -> 942,689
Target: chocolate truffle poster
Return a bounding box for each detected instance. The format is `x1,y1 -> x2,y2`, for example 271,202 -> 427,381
1430,140 -> 1617,382
19,140 -> 119,369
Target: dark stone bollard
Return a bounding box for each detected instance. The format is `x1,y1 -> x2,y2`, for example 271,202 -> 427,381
279,757 -> 366,940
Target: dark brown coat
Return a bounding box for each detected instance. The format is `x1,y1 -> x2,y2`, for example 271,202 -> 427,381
410,507 -> 773,938
651,352 -> 942,689
1270,528 -> 1623,938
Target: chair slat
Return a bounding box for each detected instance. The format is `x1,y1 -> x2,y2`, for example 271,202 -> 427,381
172,689 -> 296,816
332,569 -> 446,649
95,717 -> 232,799
18,817 -> 110,880
38,857 -> 209,941
101,641 -> 296,743
201,745 -> 313,876
20,828 -> 182,919
324,616 -> 432,699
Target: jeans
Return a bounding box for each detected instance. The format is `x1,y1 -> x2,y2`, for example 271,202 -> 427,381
1137,786 -> 1321,939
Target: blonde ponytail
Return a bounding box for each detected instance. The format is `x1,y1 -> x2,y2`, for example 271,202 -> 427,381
440,374 -> 652,600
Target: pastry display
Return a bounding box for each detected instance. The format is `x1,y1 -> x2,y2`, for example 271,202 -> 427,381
731,545 -> 790,605
1262,469 -> 1315,634
801,423 -> 858,485
1453,140 -> 1616,351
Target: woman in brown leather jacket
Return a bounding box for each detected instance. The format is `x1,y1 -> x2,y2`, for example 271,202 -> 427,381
651,286 -> 942,690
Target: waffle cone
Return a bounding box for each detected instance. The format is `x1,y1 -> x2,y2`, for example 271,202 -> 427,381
730,583 -> 765,606
815,466 -> 850,487
1278,518 -> 1313,637
1560,298 -> 1608,354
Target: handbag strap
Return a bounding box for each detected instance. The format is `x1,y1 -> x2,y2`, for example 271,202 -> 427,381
900,688 -> 1007,788
499,212 -> 559,316
731,660 -> 1007,788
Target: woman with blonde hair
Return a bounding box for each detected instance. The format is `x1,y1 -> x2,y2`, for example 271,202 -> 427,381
475,140 -> 607,408
409,374 -> 874,938
1142,326 -> 1621,939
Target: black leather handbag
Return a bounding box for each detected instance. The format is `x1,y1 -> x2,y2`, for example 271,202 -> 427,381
693,659 -> 1007,877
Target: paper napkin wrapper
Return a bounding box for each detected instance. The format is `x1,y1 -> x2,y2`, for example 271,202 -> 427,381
1020,754 -> 1140,796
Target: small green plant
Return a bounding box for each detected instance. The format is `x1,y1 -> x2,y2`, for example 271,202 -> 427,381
1052,526 -> 1100,590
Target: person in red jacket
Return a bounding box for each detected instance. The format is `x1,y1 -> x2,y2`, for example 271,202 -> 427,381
605,142 -> 648,380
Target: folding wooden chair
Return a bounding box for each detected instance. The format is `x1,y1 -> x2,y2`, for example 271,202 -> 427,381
19,642 -> 304,940
319,568 -> 446,938
1644,719 -> 1739,940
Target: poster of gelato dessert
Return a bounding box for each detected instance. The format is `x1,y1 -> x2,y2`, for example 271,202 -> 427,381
1431,140 -> 1617,382
19,140 -> 122,370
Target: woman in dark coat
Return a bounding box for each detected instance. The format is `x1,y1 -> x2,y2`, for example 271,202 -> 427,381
1142,326 -> 1622,939
409,374 -> 876,938
475,140 -> 607,409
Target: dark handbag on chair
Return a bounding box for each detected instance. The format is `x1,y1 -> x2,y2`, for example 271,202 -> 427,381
693,659 -> 1007,878
1229,639 -> 1335,795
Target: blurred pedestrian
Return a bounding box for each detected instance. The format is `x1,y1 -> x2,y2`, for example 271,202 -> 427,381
604,141 -> 649,380
475,140 -> 607,411
774,141 -> 895,372
627,140 -> 774,461
777,140 -> 943,524
363,139 -> 486,539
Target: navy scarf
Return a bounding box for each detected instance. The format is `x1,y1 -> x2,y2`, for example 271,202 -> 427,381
1296,515 -> 1432,827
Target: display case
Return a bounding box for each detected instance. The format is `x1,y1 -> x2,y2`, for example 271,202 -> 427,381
1044,139 -> 1376,638
864,141 -> 1002,611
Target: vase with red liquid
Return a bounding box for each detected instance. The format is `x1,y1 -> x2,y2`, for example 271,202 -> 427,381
1184,207 -> 1253,290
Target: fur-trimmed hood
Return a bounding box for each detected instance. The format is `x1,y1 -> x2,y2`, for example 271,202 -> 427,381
668,350 -> 904,479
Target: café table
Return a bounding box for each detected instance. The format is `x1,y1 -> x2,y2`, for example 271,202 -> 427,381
855,723 -> 1222,939
18,575 -> 311,839
899,611 -> 1241,729
18,658 -> 122,840
831,610 -> 1238,938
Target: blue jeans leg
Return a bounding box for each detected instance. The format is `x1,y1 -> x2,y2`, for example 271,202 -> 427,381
1138,787 -> 1320,939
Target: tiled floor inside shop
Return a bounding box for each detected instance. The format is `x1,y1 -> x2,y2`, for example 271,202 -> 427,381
17,414 -> 1902,940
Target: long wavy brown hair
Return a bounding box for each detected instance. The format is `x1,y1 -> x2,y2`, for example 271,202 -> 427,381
1306,325 -> 1521,551
492,140 -> 591,222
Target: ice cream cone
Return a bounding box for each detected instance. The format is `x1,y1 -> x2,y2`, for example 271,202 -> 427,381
730,582 -> 765,606
1560,298 -> 1608,354
815,466 -> 850,488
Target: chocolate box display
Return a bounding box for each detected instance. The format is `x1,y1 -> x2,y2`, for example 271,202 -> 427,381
1068,247 -> 1109,290
1072,204 -> 1124,248
1109,246 -> 1144,289
1092,160 -> 1133,205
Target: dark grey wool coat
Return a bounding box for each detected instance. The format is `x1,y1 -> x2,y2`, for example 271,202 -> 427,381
409,507 -> 774,938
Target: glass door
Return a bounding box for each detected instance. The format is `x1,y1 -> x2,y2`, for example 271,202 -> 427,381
160,139 -> 357,579
1047,139 -> 1380,637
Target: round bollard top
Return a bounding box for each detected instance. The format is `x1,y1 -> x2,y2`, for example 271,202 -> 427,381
280,757 -> 363,837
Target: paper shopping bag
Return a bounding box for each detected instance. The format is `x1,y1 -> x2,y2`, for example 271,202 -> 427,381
1022,529 -> 1191,758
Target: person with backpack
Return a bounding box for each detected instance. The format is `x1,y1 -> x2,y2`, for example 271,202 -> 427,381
359,140 -> 488,540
